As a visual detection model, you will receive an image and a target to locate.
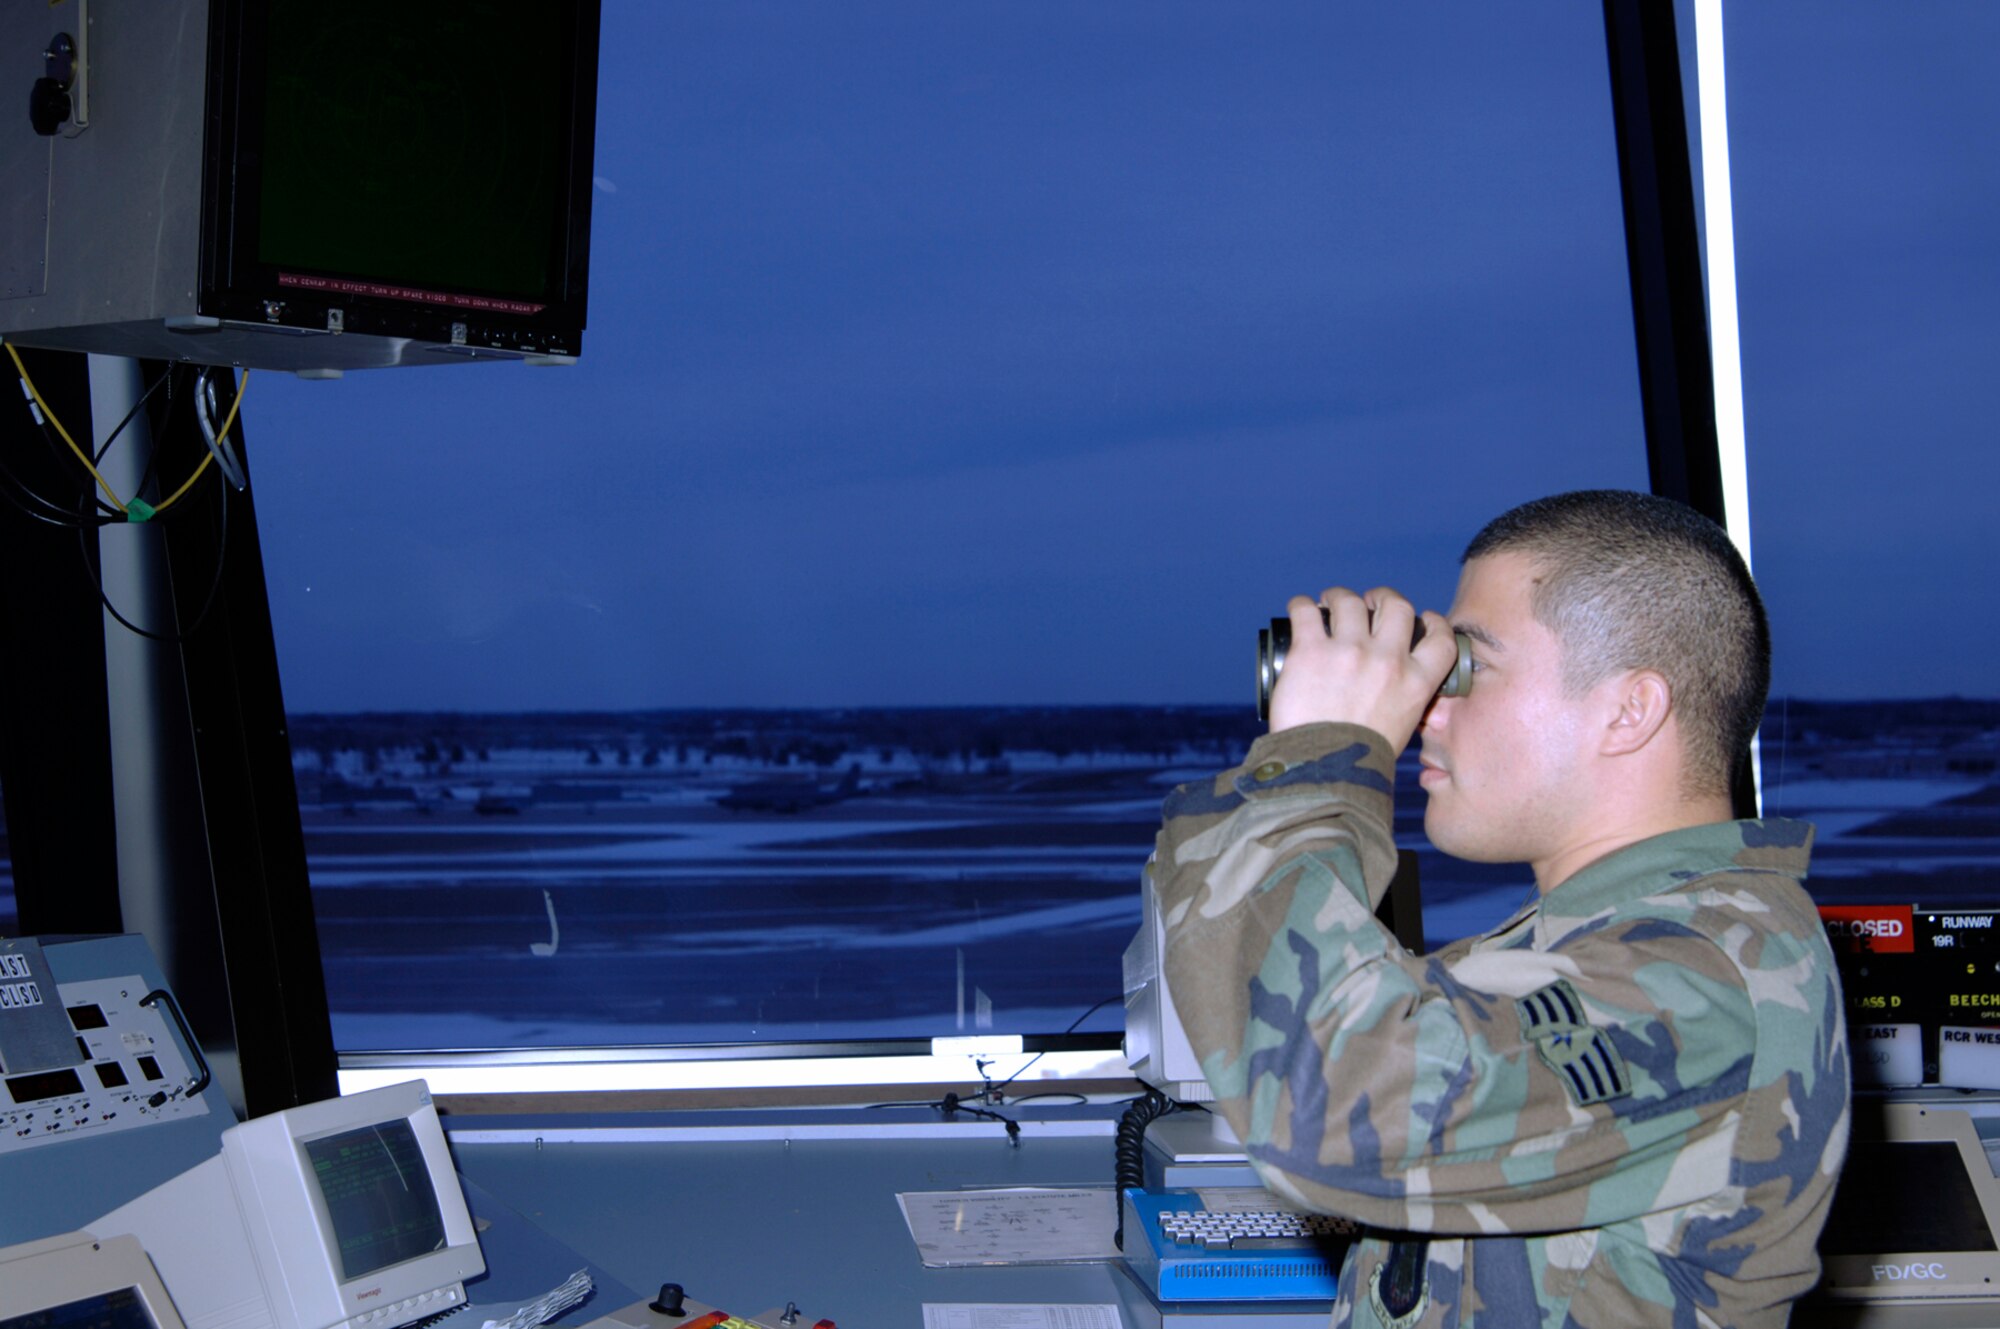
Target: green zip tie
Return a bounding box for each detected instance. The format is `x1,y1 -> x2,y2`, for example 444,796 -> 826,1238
125,498 -> 156,523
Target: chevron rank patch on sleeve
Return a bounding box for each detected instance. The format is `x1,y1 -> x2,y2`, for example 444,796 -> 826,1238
1517,979 -> 1631,1107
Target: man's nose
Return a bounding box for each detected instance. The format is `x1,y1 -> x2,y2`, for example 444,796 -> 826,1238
1421,691 -> 1455,733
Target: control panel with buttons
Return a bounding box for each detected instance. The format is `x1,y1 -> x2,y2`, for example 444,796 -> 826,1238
0,975 -> 210,1157
336,1282 -> 463,1329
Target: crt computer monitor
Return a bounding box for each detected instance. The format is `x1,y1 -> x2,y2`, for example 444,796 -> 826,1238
1125,851 -> 1425,1112
91,1081 -> 483,1329
1811,1100 -> 2000,1308
0,1233 -> 187,1329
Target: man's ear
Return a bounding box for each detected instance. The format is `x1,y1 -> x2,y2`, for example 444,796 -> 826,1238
1601,669 -> 1672,757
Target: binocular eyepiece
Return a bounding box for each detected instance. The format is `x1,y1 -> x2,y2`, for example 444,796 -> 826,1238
1256,609 -> 1474,722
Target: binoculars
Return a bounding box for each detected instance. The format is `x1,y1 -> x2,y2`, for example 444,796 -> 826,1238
1256,609 -> 1474,722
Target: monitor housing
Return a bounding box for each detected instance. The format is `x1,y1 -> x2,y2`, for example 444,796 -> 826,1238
0,0 -> 599,374
1813,1100 -> 2000,1308
1124,851 -> 1426,1105
91,1081 -> 483,1329
0,1233 -> 186,1329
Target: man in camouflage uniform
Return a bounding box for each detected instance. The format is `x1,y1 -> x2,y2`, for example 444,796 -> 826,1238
1154,491 -> 1848,1327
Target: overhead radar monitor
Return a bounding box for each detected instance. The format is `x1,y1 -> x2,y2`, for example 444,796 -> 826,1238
0,1 -> 601,375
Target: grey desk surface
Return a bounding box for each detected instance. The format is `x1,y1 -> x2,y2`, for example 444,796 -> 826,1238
449,1110 -> 1138,1325
446,1098 -> 2000,1329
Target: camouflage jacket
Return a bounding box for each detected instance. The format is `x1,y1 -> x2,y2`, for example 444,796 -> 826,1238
1154,723 -> 1849,1328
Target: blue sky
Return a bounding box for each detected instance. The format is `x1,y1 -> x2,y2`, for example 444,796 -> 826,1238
243,2 -> 1995,711
1729,4 -> 2000,704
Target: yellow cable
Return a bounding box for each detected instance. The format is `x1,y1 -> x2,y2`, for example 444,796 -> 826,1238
155,368 -> 250,515
3,339 -> 128,512
153,451 -> 214,514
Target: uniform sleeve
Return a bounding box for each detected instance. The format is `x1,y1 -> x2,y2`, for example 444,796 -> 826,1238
1154,724 -> 1757,1237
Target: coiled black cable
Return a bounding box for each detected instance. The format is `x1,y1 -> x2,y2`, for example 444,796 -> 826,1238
1113,1087 -> 1184,1250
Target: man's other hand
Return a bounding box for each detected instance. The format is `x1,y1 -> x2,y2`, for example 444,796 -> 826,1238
1266,586 -> 1458,751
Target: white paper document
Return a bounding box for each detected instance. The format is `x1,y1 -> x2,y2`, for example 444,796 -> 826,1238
921,1304 -> 1121,1329
896,1186 -> 1122,1266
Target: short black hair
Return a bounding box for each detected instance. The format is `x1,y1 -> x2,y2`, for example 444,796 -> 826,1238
1463,490 -> 1769,797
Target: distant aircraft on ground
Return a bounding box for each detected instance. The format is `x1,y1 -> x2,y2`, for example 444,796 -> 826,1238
714,765 -> 861,813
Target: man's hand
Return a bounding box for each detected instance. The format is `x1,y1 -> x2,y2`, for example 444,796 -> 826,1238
1266,586 -> 1458,751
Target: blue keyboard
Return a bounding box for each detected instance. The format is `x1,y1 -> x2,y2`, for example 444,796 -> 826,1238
1121,1187 -> 1355,1302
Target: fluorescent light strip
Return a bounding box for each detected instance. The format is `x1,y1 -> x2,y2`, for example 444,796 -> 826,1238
448,1121 -> 1118,1145
1694,0 -> 1764,802
1695,0 -> 1750,563
337,1047 -> 1129,1098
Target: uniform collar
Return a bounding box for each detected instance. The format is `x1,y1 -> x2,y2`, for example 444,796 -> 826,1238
1537,817 -> 1815,926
